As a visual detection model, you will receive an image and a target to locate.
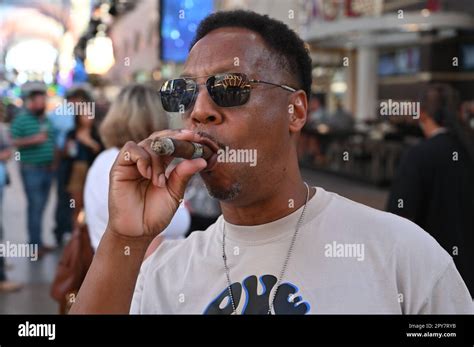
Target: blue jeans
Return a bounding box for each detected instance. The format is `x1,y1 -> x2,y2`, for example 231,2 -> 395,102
20,164 -> 53,247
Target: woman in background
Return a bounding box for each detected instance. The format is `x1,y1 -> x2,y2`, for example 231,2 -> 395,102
84,84 -> 190,251
65,103 -> 103,229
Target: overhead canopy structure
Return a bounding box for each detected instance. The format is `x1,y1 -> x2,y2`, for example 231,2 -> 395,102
302,11 -> 474,48
0,0 -> 90,84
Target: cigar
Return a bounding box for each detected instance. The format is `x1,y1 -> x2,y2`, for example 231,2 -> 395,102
150,137 -> 214,160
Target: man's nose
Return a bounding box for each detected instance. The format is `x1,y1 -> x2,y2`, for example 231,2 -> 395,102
188,86 -> 223,126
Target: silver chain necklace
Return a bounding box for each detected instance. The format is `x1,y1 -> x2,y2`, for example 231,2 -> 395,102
222,182 -> 311,315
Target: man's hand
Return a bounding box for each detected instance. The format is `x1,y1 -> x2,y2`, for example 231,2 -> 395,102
70,129 -> 211,314
107,129 -> 208,238
33,131 -> 48,144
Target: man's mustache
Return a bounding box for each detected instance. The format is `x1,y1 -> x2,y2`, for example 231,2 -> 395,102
196,130 -> 227,150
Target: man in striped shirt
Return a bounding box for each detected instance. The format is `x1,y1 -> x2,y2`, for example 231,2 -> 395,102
10,83 -> 56,255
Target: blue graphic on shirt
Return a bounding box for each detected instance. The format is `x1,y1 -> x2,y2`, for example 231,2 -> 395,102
204,274 -> 310,314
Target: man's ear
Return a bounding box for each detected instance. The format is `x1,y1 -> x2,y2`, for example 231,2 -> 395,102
288,90 -> 308,133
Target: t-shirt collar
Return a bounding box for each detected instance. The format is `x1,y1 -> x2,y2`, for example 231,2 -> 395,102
219,186 -> 329,244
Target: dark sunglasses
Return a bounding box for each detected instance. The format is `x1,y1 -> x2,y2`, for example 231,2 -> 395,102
159,72 -> 297,113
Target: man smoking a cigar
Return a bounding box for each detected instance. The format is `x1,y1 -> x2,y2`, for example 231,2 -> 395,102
71,11 -> 473,314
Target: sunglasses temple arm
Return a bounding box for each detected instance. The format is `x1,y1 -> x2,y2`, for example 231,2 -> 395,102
250,80 -> 296,92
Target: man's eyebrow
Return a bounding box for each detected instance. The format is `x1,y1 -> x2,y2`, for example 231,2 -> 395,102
178,73 -> 195,78
179,69 -> 239,79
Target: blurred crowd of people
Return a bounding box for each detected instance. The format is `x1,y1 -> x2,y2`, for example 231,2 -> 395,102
0,81 -> 220,294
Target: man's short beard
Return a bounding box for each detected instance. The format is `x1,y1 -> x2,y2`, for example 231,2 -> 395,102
202,179 -> 242,201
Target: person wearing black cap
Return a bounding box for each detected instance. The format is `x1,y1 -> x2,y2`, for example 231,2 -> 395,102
10,82 -> 56,256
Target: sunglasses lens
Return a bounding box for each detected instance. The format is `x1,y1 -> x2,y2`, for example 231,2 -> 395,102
160,79 -> 196,112
207,73 -> 251,107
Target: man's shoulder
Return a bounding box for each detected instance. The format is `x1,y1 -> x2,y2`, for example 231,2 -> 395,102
11,113 -> 29,124
322,191 -> 460,311
405,133 -> 454,160
323,190 -> 414,232
322,191 -> 451,265
14,110 -> 35,120
11,112 -> 38,129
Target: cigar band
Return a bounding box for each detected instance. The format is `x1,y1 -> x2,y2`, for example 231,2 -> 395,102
191,142 -> 204,159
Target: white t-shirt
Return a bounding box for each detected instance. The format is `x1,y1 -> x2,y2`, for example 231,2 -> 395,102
84,147 -> 191,251
130,186 -> 473,314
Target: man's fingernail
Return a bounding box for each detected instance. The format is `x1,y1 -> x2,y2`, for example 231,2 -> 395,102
146,166 -> 152,179
158,173 -> 166,187
181,129 -> 193,134
197,158 -> 208,169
